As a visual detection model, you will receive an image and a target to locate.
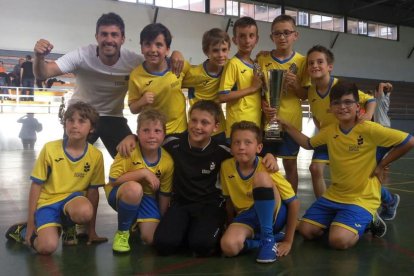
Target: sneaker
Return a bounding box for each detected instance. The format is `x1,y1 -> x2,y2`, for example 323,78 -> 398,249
75,224 -> 89,240
112,231 -> 130,253
62,225 -> 78,246
5,223 -> 27,243
256,238 -> 278,263
370,212 -> 387,238
380,194 -> 400,221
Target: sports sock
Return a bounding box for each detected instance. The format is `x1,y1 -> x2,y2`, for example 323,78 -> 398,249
381,187 -> 393,205
253,187 -> 275,240
117,199 -> 140,231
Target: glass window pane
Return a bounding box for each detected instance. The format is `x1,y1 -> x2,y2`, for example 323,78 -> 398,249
268,6 -> 281,22
155,0 -> 172,8
358,21 -> 367,35
347,19 -> 358,34
321,15 -> 333,30
367,23 -> 378,37
298,11 -> 308,26
190,0 -> 205,12
333,17 -> 344,32
226,1 -> 239,16
254,4 -> 268,22
240,3 -> 254,18
173,0 -> 189,10
310,14 -> 321,29
120,0 -> 137,3
210,0 -> 225,15
285,9 -> 298,24
389,26 -> 397,40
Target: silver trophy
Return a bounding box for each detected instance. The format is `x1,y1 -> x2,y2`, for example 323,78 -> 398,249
263,69 -> 284,141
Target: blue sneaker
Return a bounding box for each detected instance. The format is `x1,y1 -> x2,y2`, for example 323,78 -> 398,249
369,212 -> 387,238
5,222 -> 27,243
380,194 -> 400,221
256,238 -> 277,263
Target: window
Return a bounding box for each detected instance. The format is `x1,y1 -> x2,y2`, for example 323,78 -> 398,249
226,1 -> 239,16
240,2 -> 254,17
268,6 -> 282,22
155,0 -> 172,8
285,9 -> 298,24
210,0 -> 225,15
310,14 -> 322,29
298,11 -> 308,26
333,17 -> 344,32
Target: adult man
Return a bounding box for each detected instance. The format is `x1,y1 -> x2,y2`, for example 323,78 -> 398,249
21,55 -> 35,101
34,12 -> 183,158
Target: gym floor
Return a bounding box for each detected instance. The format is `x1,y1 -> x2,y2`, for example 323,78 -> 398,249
1,115 -> 413,275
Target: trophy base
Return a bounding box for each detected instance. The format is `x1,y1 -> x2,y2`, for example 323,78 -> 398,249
264,130 -> 283,141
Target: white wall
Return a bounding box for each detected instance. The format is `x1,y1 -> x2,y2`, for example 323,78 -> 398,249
1,0 -> 413,81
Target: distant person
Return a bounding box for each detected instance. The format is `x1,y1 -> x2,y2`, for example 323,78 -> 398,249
12,57 -> 24,86
17,113 -> 42,150
373,82 -> 393,128
0,60 -> 6,73
20,55 -> 35,101
0,71 -> 10,98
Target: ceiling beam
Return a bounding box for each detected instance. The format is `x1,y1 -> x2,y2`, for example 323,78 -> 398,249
349,0 -> 390,13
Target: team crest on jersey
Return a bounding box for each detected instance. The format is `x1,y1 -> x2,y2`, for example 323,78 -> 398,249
210,162 -> 216,170
333,134 -> 339,139
311,98 -> 316,102
246,190 -> 253,198
241,69 -> 247,74
84,162 -> 90,172
155,169 -> 161,178
145,80 -> 153,87
133,161 -> 141,165
265,63 -> 272,67
202,80 -> 209,86
171,80 -> 180,88
357,135 -> 364,145
228,175 -> 235,179
55,157 -> 64,162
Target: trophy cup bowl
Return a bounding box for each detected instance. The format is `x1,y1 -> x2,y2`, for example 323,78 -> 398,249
264,69 -> 284,141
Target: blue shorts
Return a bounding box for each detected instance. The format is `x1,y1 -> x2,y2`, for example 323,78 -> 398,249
35,192 -> 83,231
108,185 -> 161,222
301,197 -> 373,236
232,203 -> 288,235
312,145 -> 329,162
262,132 -> 299,159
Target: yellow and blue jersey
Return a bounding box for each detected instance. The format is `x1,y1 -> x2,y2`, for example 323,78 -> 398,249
310,121 -> 411,214
105,146 -> 174,198
218,55 -> 262,137
182,60 -> 226,134
128,61 -> 190,134
308,77 -> 376,129
220,156 -> 296,214
257,51 -> 310,131
30,139 -> 105,208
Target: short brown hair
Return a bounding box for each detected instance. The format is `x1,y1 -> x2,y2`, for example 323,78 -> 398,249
271,14 -> 296,30
233,17 -> 257,37
64,101 -> 99,131
189,100 -> 221,124
138,109 -> 167,133
202,28 -> 231,55
230,121 -> 262,144
307,45 -> 335,64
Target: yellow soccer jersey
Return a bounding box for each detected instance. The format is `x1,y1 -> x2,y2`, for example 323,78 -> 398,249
105,146 -> 174,198
30,139 -> 105,208
182,61 -> 226,134
308,77 -> 375,129
128,61 -> 190,134
220,156 -> 296,214
258,51 -> 310,131
310,121 -> 411,214
218,56 -> 262,137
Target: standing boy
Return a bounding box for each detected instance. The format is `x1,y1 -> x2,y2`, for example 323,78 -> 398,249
218,17 -> 263,139
279,82 -> 414,249
220,121 -> 299,263
182,28 -> 231,142
6,102 -> 105,254
104,109 -> 173,253
258,14 -> 310,193
128,23 -> 190,135
152,100 -> 278,256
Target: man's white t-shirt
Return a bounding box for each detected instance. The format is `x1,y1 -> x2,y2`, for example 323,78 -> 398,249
56,44 -> 144,117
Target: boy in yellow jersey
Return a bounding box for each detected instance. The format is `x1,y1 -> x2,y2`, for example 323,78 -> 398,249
306,45 -> 376,198
220,121 -> 299,263
279,81 -> 414,249
218,17 -> 263,140
259,14 -> 311,194
182,28 -> 231,143
104,109 -> 173,253
128,23 -> 190,135
6,102 -> 105,254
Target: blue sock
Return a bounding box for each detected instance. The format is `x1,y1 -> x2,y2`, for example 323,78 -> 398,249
20,227 -> 27,240
381,187 -> 393,205
117,200 -> 139,231
253,187 -> 275,241
243,238 -> 261,252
